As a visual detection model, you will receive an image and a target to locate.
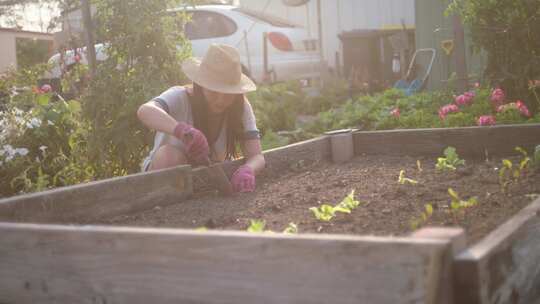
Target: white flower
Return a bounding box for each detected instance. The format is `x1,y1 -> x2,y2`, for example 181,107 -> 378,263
26,118 -> 41,129
47,120 -> 54,126
15,148 -> 29,156
13,108 -> 23,116
39,145 -> 47,152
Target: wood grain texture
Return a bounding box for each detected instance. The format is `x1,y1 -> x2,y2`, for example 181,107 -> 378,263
353,124 -> 540,158
192,136 -> 331,191
454,197 -> 540,304
0,223 -> 450,304
0,165 -> 192,223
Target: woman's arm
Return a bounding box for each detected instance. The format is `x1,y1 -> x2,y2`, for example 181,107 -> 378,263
137,101 -> 178,135
241,139 -> 265,174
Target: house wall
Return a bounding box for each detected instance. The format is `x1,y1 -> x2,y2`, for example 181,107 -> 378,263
0,29 -> 54,73
238,0 -> 415,68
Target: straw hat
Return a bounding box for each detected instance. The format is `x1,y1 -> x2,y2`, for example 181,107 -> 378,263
182,44 -> 256,94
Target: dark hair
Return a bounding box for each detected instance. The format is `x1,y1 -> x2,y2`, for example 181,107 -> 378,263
189,83 -> 244,160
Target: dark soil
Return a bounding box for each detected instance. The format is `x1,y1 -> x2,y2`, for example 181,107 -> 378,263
97,155 -> 540,245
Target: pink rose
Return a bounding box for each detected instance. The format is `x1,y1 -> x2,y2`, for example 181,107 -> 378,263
391,107 -> 400,118
40,84 -> 52,93
438,104 -> 460,120
490,88 -> 505,107
516,100 -> 531,117
455,91 -> 475,107
477,115 -> 496,126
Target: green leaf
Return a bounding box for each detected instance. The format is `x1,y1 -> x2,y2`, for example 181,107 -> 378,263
451,201 -> 460,210
448,188 -> 460,201
67,100 -> 81,113
425,204 -> 433,216
283,222 -> 298,234
333,206 -> 351,214
247,219 -> 266,233
502,159 -> 513,169
36,94 -> 49,106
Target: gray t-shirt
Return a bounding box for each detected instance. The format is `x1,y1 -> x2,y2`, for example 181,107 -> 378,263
141,86 -> 259,171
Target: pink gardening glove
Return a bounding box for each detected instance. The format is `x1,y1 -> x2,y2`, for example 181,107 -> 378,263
231,165 -> 255,193
173,122 -> 209,165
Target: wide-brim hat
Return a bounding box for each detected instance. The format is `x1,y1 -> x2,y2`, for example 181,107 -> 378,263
182,44 -> 256,94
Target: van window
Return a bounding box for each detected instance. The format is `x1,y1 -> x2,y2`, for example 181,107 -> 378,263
184,11 -> 237,40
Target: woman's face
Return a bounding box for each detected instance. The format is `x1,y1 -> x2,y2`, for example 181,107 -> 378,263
203,87 -> 237,114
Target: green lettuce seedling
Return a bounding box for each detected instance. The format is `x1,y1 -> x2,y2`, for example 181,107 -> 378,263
336,190 -> 361,210
309,204 -> 337,221
398,170 -> 418,185
283,222 -> 298,234
436,147 -> 465,171
247,219 -> 266,233
410,203 -> 434,231
309,190 -> 362,222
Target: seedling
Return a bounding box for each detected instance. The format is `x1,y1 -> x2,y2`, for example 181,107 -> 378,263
309,204 -> 337,221
410,203 -> 434,231
499,147 -> 531,193
448,188 -> 478,214
247,219 -> 266,233
515,147 -> 531,180
336,190 -> 361,211
499,159 -> 513,193
398,170 -> 418,185
436,146 -> 465,171
309,190 -> 361,222
283,222 -> 298,234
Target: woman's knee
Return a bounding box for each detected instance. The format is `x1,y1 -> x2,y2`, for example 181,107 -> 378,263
149,144 -> 188,171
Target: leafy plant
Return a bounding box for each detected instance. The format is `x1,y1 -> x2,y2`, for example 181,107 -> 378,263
410,203 -> 434,231
436,147 -> 465,171
514,147 -> 531,180
283,222 -> 298,234
499,159 -> 514,194
309,204 -> 338,222
247,219 -> 267,233
448,188 -> 478,211
309,190 -> 361,222
398,170 -> 418,185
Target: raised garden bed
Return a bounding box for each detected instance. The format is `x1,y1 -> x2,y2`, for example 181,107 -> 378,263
1,124 -> 539,304
97,154 -> 539,245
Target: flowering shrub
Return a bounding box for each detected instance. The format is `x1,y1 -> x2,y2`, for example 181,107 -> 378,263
390,107 -> 400,118
490,88 -> 505,108
477,115 -> 496,126
454,91 -> 475,107
438,104 -> 459,120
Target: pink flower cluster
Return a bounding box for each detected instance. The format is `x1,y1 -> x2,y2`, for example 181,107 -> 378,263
496,100 -> 531,118
477,115 -> 496,126
454,91 -> 475,107
32,84 -> 52,94
490,88 -> 505,107
390,107 -> 400,118
438,104 -> 459,120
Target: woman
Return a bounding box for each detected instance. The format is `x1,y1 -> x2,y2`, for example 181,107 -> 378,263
137,44 -> 265,193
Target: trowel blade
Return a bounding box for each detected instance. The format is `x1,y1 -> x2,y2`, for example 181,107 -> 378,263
207,163 -> 234,196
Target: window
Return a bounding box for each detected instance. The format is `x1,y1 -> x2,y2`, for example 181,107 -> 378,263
184,11 -> 237,40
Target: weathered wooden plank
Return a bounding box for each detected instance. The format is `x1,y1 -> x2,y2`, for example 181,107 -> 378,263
411,227 -> 467,304
454,196 -> 540,304
0,165 -> 192,223
353,124 -> 540,158
0,223 -> 450,304
192,136 -> 331,190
